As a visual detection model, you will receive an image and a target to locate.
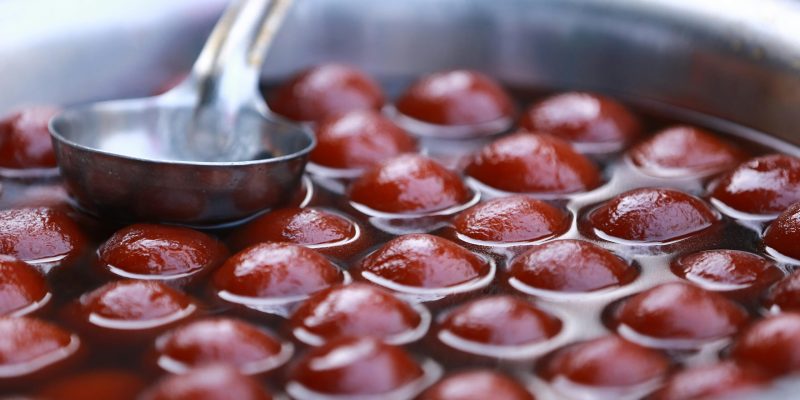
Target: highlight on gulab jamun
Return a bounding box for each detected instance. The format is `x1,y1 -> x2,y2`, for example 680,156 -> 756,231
466,132 -> 601,194
710,154 -> 800,216
349,154 -> 473,215
96,224 -> 228,285
508,239 -> 637,294
453,196 -> 570,244
289,283 -> 428,346
764,202 -> 800,262
0,106 -> 60,170
519,92 -> 640,151
588,187 -> 718,243
267,63 -> 384,123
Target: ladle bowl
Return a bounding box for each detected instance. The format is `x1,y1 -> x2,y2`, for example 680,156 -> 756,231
48,0 -> 313,227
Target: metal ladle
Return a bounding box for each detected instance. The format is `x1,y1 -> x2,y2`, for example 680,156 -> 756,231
49,0 -> 313,227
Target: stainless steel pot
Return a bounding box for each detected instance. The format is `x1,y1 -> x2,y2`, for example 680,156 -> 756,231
3,0 -> 800,397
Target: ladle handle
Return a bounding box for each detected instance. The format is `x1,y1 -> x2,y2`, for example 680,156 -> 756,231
167,0 -> 294,108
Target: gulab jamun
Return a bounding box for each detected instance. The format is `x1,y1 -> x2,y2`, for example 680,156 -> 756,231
764,270 -> 800,312
0,207 -> 87,271
711,154 -> 800,216
213,243 -> 344,302
453,196 -> 570,243
356,234 -> 491,297
0,255 -> 50,316
437,295 -> 561,356
0,317 -> 82,384
311,110 -> 416,170
764,202 -> 800,261
0,106 -> 60,169
154,317 -> 290,375
508,239 -> 636,293
140,365 -> 272,400
395,70 -> 514,128
588,188 -> 718,243
466,132 -> 601,194
650,361 -> 768,400
289,283 -> 426,346
267,63 -> 384,122
541,335 -> 669,388
671,250 -> 782,297
628,125 -> 744,176
519,92 -> 640,150
228,207 -> 358,250
418,370 -> 535,400
68,280 -> 198,343
613,282 -> 748,347
349,154 -> 471,214
287,336 -> 428,398
96,224 -> 228,285
731,312 -> 800,376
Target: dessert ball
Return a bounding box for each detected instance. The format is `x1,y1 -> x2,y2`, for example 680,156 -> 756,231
289,283 -> 424,345
520,92 -> 640,149
287,336 -> 426,397
613,282 -> 748,346
0,106 -> 60,169
764,202 -> 800,261
141,365 -> 272,400
650,361 -> 768,400
508,239 -> 636,293
38,370 -> 147,400
350,154 -> 470,214
97,224 -> 228,285
671,250 -> 782,298
0,207 -> 87,271
356,234 -> 490,294
228,207 -> 357,250
541,335 -> 669,387
589,188 -> 718,243
154,317 -> 289,375
396,70 -> 514,126
268,63 -> 384,122
466,132 -> 601,194
311,110 -> 416,170
711,154 -> 800,215
731,312 -> 800,376
453,196 -> 570,243
628,125 -> 744,176
419,370 -> 534,400
0,255 -> 50,316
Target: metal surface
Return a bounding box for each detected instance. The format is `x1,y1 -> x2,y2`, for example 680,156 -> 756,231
4,0 -> 800,396
46,0 -> 315,226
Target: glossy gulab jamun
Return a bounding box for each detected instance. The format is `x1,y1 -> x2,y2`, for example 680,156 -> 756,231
38,370 -> 147,400
508,240 -> 636,293
731,312 -> 800,376
0,106 -> 60,169
613,282 -> 748,347
356,234 -> 491,296
711,154 -> 800,215
395,70 -> 514,127
588,188 -> 718,243
466,133 -> 601,194
349,154 -> 471,214
519,92 -> 640,150
764,202 -> 800,261
154,317 -> 290,375
453,196 -> 570,243
311,110 -> 416,170
0,207 -> 87,270
418,370 -> 535,400
628,125 -> 744,176
268,63 -> 384,122
671,250 -> 782,298
141,365 -> 272,400
0,255 -> 50,316
650,361 -> 768,400
228,207 -> 357,250
96,224 -> 228,285
289,283 -> 425,345
287,336 -> 426,397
